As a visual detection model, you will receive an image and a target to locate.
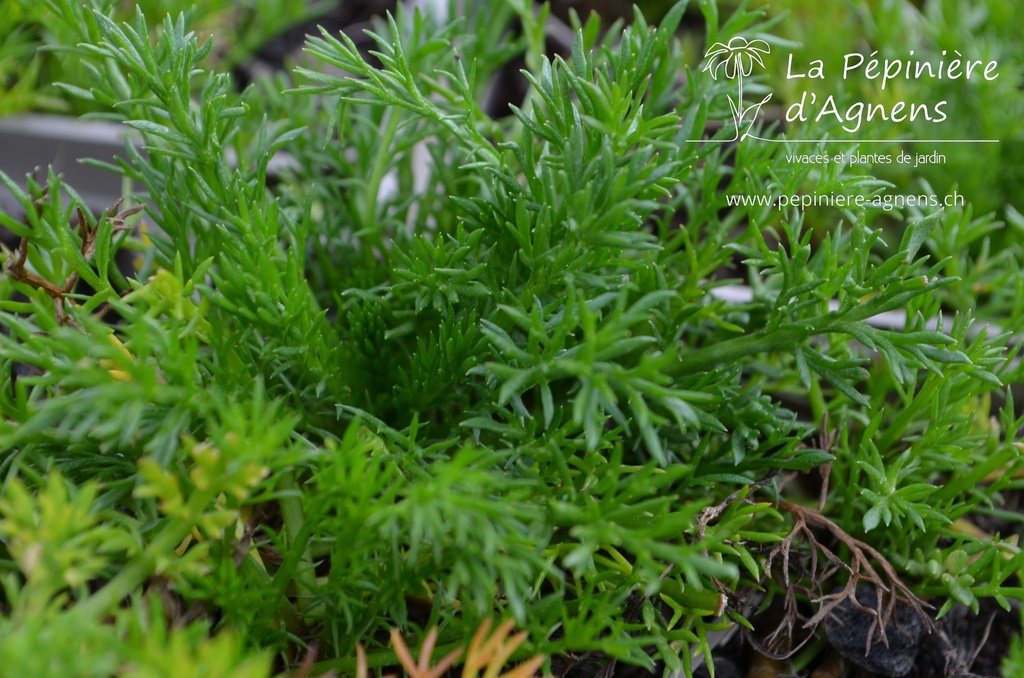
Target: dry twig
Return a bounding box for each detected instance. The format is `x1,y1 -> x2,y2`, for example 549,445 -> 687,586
763,499 -> 934,658
3,194 -> 142,326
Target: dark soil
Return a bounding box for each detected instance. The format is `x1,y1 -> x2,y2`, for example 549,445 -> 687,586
536,584 -> 1020,678
688,594 -> 1019,678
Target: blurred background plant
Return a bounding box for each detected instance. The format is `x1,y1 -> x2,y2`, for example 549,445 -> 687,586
0,0 -> 319,115
754,0 -> 1024,216
739,0 -> 1024,347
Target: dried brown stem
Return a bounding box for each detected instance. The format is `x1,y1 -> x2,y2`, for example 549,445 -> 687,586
3,195 -> 142,327
764,499 -> 934,658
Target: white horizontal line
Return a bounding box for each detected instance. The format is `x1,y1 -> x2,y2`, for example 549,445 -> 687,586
744,135 -> 999,143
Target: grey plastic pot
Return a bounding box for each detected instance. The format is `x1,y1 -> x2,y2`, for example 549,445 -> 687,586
0,114 -> 133,216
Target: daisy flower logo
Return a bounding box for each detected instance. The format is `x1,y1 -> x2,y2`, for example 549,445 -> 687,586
702,36 -> 773,141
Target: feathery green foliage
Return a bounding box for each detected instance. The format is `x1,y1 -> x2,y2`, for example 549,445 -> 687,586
1,1 -> 1023,676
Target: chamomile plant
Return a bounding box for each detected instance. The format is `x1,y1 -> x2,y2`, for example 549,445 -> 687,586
1,0 -> 1022,676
